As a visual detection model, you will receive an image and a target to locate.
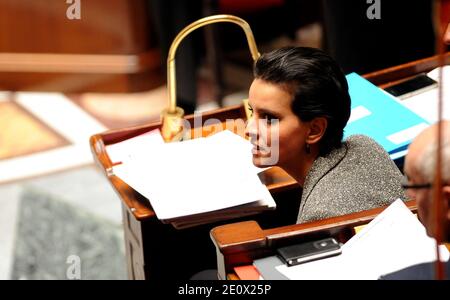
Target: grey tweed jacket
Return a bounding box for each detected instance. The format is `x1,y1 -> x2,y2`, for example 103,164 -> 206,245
297,135 -> 406,224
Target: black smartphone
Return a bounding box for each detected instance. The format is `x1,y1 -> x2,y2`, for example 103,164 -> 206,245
384,74 -> 438,99
276,238 -> 342,267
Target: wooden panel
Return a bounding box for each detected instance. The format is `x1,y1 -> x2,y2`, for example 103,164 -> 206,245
0,0 -> 151,54
0,51 -> 160,74
0,70 -> 163,93
363,52 -> 450,87
122,203 -> 145,280
0,0 -> 162,93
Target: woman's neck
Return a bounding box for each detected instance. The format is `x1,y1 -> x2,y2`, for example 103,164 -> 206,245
285,153 -> 318,187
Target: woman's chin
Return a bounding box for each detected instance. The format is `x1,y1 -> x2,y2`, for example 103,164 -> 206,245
252,154 -> 276,168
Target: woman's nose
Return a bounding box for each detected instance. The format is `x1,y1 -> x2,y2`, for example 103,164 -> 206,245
245,117 -> 258,139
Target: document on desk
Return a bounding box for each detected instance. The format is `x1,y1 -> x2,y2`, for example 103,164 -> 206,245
105,128 -> 164,164
112,130 -> 275,225
275,199 -> 449,280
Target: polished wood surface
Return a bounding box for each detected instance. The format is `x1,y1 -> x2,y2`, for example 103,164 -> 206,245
0,0 -> 161,93
0,0 -> 151,53
0,52 -> 160,74
364,52 -> 450,88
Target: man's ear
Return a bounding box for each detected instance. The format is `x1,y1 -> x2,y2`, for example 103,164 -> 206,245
443,186 -> 450,221
306,117 -> 328,145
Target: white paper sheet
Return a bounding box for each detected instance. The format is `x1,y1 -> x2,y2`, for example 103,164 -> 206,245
112,130 -> 275,220
105,129 -> 164,164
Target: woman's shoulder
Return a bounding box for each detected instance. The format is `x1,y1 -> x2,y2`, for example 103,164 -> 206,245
340,134 -> 400,172
344,134 -> 388,155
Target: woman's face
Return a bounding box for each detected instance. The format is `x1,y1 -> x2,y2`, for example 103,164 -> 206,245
245,79 -> 310,169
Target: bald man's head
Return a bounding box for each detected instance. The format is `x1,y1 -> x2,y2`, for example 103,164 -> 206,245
404,121 -> 450,240
445,23 -> 450,45
406,121 -> 450,182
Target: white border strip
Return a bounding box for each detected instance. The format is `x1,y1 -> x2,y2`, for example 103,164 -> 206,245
0,186 -> 21,280
0,145 -> 94,183
386,123 -> 429,145
390,149 -> 409,161
0,91 -> 11,102
1,92 -> 107,183
348,105 -> 372,124
15,92 -> 106,143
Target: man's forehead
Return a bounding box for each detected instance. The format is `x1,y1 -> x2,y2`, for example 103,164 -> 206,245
404,156 -> 416,179
405,121 -> 450,180
405,135 -> 427,177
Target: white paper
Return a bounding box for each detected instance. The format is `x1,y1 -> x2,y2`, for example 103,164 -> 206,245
348,105 -> 372,124
105,129 -> 164,164
276,199 -> 449,280
112,130 -> 275,220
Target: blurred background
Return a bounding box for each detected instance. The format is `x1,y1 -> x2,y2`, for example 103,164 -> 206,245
0,0 -> 448,279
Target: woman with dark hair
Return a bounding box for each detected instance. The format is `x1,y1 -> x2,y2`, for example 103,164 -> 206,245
246,47 -> 406,223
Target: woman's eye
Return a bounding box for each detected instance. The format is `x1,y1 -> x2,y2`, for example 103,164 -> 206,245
262,114 -> 277,122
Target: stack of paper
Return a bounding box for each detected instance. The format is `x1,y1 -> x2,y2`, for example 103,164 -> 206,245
109,129 -> 275,229
266,199 -> 449,280
105,129 -> 165,164
345,73 -> 430,160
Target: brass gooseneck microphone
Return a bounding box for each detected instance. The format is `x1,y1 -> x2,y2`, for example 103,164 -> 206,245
161,14 -> 260,142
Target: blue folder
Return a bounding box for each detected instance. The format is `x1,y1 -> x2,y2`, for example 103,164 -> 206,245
344,73 -> 430,158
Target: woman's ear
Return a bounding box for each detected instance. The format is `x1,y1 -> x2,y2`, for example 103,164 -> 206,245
306,117 -> 328,145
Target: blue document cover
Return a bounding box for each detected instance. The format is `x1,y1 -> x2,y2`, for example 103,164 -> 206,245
344,73 -> 430,156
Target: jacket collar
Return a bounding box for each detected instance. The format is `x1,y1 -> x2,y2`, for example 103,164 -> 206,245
299,143 -> 348,212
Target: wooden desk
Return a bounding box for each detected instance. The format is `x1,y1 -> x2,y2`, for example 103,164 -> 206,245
90,105 -> 301,280
211,201 -> 417,279
90,52 -> 448,280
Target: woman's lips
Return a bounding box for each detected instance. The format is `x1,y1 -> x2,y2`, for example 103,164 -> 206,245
251,143 -> 269,155
252,145 -> 260,155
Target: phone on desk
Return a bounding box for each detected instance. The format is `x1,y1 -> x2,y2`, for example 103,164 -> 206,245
384,73 -> 438,100
277,238 -> 342,267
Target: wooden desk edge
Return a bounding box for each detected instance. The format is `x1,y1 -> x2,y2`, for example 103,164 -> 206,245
363,52 -> 450,87
90,133 -> 157,220
211,200 -> 417,254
